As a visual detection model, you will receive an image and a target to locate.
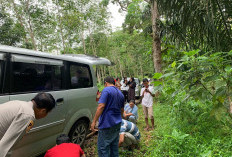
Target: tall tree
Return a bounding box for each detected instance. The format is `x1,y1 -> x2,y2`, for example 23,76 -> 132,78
110,0 -> 162,73
149,0 -> 162,73
0,9 -> 25,45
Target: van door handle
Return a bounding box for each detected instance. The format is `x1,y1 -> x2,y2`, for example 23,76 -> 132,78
56,98 -> 64,106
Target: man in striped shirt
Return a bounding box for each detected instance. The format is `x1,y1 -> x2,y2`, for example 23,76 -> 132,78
118,119 -> 140,147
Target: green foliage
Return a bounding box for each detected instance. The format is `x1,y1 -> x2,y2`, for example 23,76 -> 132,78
143,100 -> 232,156
0,11 -> 25,45
1,0 -> 108,52
79,30 -> 154,79
97,83 -> 104,92
157,0 -> 232,51
160,49 -> 232,112
142,48 -> 232,156
153,73 -> 162,86
123,0 -> 144,33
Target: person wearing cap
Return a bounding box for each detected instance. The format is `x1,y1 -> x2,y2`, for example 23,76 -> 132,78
118,119 -> 140,148
0,93 -> 56,157
44,134 -> 86,157
124,100 -> 138,124
140,78 -> 155,131
91,76 -> 124,157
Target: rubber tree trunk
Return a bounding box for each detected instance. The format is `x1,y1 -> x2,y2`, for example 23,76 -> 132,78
117,58 -> 123,78
151,0 -> 162,73
25,0 -> 37,50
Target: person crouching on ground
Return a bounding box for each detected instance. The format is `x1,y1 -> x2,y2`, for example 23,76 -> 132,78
44,134 -> 86,157
124,100 -> 138,124
140,78 -> 155,131
118,119 -> 140,148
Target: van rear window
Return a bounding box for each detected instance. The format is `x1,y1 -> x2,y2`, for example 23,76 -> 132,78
70,64 -> 93,89
12,62 -> 62,93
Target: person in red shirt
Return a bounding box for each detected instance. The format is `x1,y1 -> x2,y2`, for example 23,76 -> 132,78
44,134 -> 86,157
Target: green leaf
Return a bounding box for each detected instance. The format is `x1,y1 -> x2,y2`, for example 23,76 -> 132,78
225,66 -> 232,72
161,72 -> 174,78
171,61 -> 176,68
153,85 -> 163,92
171,129 -> 179,138
153,73 -> 162,79
215,87 -> 226,97
228,50 -> 232,55
201,150 -> 212,157
198,56 -> 208,60
177,63 -> 183,69
179,134 -> 189,140
203,75 -> 219,82
153,81 -> 162,86
215,79 -> 226,90
184,49 -> 200,56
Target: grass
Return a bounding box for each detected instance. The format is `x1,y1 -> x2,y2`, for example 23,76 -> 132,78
123,102 -> 172,157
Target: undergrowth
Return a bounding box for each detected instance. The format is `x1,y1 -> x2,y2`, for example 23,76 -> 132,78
142,99 -> 232,157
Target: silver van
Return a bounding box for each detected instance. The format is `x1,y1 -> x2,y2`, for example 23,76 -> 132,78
0,45 -> 111,157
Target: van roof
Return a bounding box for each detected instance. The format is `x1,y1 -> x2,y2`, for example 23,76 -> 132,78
0,45 -> 111,65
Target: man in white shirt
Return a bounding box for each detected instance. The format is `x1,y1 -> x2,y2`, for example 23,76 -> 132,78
0,93 -> 56,157
140,78 -> 155,131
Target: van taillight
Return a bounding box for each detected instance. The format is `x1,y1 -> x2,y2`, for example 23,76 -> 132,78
96,90 -> 101,102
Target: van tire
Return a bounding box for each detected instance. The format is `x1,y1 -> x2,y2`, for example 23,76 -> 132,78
69,120 -> 88,146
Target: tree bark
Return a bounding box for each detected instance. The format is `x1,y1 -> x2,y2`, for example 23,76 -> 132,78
89,30 -> 97,56
55,0 -> 66,54
150,0 -> 162,73
100,67 -> 103,83
81,29 -> 86,54
25,0 -> 37,50
97,67 -> 101,83
139,57 -> 144,77
11,1 -> 29,46
117,58 -> 123,78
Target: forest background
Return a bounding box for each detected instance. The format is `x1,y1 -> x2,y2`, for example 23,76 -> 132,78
1,0 -> 232,156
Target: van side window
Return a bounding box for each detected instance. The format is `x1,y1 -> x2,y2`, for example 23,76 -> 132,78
12,62 -> 62,93
70,64 -> 93,89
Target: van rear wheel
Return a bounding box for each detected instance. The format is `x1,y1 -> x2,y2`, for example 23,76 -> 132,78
69,120 -> 88,146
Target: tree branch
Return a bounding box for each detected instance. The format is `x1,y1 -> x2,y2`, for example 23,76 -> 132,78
215,0 -> 232,42
112,0 -> 129,11
144,0 -> 150,3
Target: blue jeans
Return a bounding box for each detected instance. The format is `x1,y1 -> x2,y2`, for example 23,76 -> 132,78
98,123 -> 121,157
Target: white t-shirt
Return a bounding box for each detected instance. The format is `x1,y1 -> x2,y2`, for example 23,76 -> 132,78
121,83 -> 129,91
140,86 -> 154,107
